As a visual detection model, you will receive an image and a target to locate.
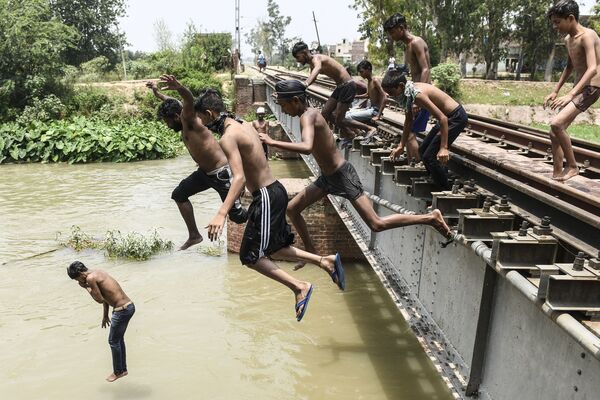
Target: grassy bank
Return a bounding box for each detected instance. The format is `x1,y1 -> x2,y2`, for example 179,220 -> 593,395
531,123 -> 600,143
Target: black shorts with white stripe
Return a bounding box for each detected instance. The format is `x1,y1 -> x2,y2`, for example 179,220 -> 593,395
239,180 -> 295,265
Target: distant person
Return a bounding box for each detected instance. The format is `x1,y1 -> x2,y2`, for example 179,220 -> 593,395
147,79 -> 247,250
382,67 -> 467,190
67,261 -> 134,383
257,50 -> 267,72
291,41 -> 374,138
543,0 -> 600,181
252,106 -> 270,158
260,80 -> 452,270
384,13 -> 433,162
388,56 -> 396,70
345,60 -> 387,146
195,89 -> 346,322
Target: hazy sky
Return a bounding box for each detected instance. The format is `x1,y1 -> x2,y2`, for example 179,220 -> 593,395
119,0 -> 597,55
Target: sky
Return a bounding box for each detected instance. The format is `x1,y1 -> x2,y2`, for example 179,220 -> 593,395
119,0 -> 597,56
119,0 -> 363,57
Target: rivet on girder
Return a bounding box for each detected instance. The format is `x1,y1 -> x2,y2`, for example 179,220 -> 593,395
573,252 -> 586,272
482,196 -> 493,213
518,221 -> 529,236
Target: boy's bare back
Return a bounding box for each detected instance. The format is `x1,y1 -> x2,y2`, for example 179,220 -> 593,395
566,27 -> 600,87
86,270 -> 130,308
311,54 -> 352,85
414,83 -> 460,115
220,120 -> 274,192
368,78 -> 386,109
300,108 -> 346,174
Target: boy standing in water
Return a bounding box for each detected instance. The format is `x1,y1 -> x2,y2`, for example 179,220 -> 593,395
260,80 -> 451,270
147,79 -> 247,250
382,68 -> 467,190
384,13 -> 432,162
292,41 -> 376,139
188,84 -> 345,321
544,0 -> 600,181
67,261 -> 134,382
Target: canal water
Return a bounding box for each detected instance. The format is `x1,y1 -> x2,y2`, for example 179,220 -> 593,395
0,156 -> 453,400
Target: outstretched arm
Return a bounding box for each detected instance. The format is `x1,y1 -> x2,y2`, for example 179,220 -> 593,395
415,94 -> 450,164
159,75 -> 195,119
259,113 -> 315,155
373,80 -> 387,119
206,136 -> 246,241
390,108 -> 413,159
146,81 -> 170,101
304,57 -> 323,87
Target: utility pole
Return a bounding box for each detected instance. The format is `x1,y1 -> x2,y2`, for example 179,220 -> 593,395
116,25 -> 127,80
235,0 -> 241,53
312,11 -> 322,53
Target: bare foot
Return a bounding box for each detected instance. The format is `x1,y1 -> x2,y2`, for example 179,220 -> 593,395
319,255 -> 338,281
555,167 -> 579,182
106,371 -> 128,382
179,235 -> 203,250
429,209 -> 451,237
293,261 -> 306,271
365,127 -> 377,138
294,282 -> 312,319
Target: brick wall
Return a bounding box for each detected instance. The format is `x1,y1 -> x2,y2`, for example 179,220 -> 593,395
227,178 -> 366,261
234,76 -> 267,116
268,123 -> 300,160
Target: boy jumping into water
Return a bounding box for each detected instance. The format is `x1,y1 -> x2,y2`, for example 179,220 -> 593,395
384,13 -> 433,162
291,41 -> 376,139
67,261 -> 134,383
147,79 -> 247,250
543,0 -> 600,181
260,80 -> 451,270
185,82 -> 345,321
382,67 -> 468,190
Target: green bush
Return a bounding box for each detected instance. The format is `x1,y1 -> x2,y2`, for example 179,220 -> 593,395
16,95 -> 66,125
431,63 -> 462,100
0,116 -> 182,164
179,71 -> 223,96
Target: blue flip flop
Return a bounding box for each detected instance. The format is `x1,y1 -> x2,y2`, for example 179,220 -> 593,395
331,252 -> 346,291
295,285 -> 314,322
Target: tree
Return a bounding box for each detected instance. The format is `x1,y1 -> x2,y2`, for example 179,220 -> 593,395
153,18 -> 174,52
265,0 -> 291,64
49,0 -> 126,66
0,0 -> 78,118
246,20 -> 273,62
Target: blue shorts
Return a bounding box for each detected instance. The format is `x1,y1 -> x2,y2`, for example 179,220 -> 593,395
412,109 -> 430,133
345,107 -> 378,123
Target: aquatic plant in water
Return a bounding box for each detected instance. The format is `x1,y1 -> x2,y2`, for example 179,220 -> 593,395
199,239 -> 225,257
58,225 -> 173,261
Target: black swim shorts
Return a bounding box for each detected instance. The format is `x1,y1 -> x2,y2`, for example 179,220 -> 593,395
314,161 -> 364,201
239,180 -> 295,265
171,165 -> 248,224
331,80 -> 357,104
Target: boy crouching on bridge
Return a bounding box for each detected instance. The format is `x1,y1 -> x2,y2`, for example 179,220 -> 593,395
382,67 -> 467,191
196,89 -> 346,321
260,80 -> 451,270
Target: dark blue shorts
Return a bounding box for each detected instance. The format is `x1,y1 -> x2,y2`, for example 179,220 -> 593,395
412,109 -> 430,133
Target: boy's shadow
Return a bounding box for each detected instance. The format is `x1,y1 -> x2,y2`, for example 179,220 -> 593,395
100,383 -> 152,400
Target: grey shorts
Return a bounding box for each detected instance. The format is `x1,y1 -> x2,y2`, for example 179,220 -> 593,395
314,161 -> 364,201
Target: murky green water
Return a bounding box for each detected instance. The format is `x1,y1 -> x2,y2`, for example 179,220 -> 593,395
0,156 -> 453,399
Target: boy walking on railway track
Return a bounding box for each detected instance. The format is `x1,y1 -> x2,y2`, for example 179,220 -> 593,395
67,261 -> 134,383
260,79 -> 451,270
147,79 -> 248,250
382,67 -> 467,191
292,41 -> 376,139
191,85 -> 346,321
543,0 -> 600,181
384,13 -> 433,162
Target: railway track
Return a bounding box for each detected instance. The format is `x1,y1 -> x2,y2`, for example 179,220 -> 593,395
256,67 -> 600,256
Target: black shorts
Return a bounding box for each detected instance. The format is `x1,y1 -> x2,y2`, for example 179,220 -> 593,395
314,161 -> 364,201
331,80 -> 357,104
171,165 -> 248,224
239,181 -> 295,265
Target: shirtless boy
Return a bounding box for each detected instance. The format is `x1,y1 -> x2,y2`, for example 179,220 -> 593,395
260,80 -> 451,269
252,106 -> 269,158
544,0 -> 600,181
195,89 -> 346,322
148,78 -> 247,250
291,41 -> 375,138
67,261 -> 134,382
383,68 -> 467,190
347,60 -> 387,145
384,13 -> 432,162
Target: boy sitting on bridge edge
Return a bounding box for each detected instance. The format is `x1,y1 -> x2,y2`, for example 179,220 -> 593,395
544,0 -> 600,182
382,67 -> 467,191
194,88 -> 346,322
260,79 -> 452,270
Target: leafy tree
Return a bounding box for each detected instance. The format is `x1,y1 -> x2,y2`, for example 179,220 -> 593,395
49,0 -> 126,66
265,0 -> 291,65
246,20 -> 274,62
0,0 -> 78,119
153,18 -> 175,52
180,24 -> 233,72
